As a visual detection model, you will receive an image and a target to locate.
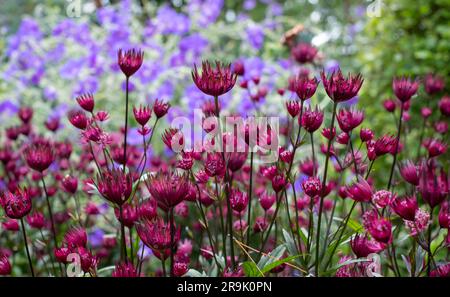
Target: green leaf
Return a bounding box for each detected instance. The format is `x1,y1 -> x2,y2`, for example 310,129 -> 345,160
242,261 -> 263,277
185,269 -> 207,277
261,255 -> 302,274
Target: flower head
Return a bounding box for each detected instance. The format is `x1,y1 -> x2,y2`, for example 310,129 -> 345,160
391,196 -> 418,221
162,128 -> 184,152
351,234 -> 385,258
285,100 -> 300,117
336,108 -> 364,133
133,105 -> 152,126
68,110 -> 88,130
346,179 -> 372,202
145,171 -> 189,211
24,141 -> 54,172
291,43 -> 318,64
61,175 -> 78,194
1,187 -> 32,219
321,69 -> 363,103
76,93 -> 95,113
204,153 -> 225,177
373,135 -> 397,157
230,189 -> 249,213
392,76 -> 419,102
0,256 -> 11,276
112,262 -> 138,277
300,106 -> 323,133
400,160 -> 420,186
192,60 -> 237,97
418,164 -> 448,208
26,212 -> 45,229
136,217 -> 179,252
97,169 -> 133,206
153,99 -> 170,118
64,227 -> 87,249
363,210 -> 392,244
424,73 -> 444,95
302,176 -> 322,197
118,48 -> 144,77
291,76 -> 319,101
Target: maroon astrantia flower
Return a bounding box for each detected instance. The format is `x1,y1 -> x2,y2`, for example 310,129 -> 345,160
321,69 -> 363,103
45,117 -> 60,132
439,95 -> 450,117
204,152 -> 225,177
302,176 -> 322,197
399,160 -> 420,185
64,227 -> 87,249
418,164 -> 448,208
97,169 -> 133,206
360,128 -> 374,142
230,189 -> 249,213
363,210 -> 392,244
439,202 -> 450,229
424,73 -> 445,95
425,138 -> 447,158
345,179 -> 372,202
18,106 -> 33,124
336,108 -> 364,133
112,262 -> 139,277
136,217 -> 179,252
299,158 -> 318,177
272,173 -> 287,193
26,212 -> 45,229
133,104 -> 152,126
431,263 -> 450,277
118,48 -> 144,77
372,190 -> 394,208
114,203 -> 138,228
259,192 -> 276,211
350,234 -> 385,258
291,43 -> 318,64
392,76 -> 419,102
23,141 -> 54,172
286,100 -> 300,117
373,134 -> 397,157
192,60 -> 237,97
291,76 -> 319,101
1,187 -> 32,219
391,196 -> 418,221
300,106 -> 323,133
61,175 -> 78,194
68,110 -> 88,130
145,171 -> 189,212
162,128 -> 184,152
76,93 -> 95,113
153,99 -> 170,118
0,256 -> 11,276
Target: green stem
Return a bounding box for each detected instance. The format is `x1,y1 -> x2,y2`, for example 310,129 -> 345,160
20,218 -> 35,277
387,102 -> 404,190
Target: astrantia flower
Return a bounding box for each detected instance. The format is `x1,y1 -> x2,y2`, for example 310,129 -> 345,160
153,99 -> 170,118
2,188 -> 32,219
291,43 -> 318,64
418,165 -> 448,208
299,158 -> 318,177
392,76 -> 419,102
383,99 -> 396,112
290,76 -> 319,101
0,256 -> 11,276
285,100 -> 300,117
192,60 -> 237,97
271,174 -> 287,193
26,212 -> 45,229
118,48 -> 144,77
351,234 -> 385,258
405,208 -> 430,236
391,196 -> 418,221
162,128 -> 184,152
18,106 -> 33,124
300,106 -> 323,133
76,93 -> 95,113
227,152 -> 247,172
430,263 -> 450,277
321,69 -> 363,103
400,160 -> 420,186
54,247 -> 71,264
204,153 -> 225,177
346,179 -> 372,202
438,95 -> 450,117
68,110 -> 88,130
145,171 -> 189,211
173,262 -> 188,277
61,175 -> 78,194
23,141 -> 54,172
425,138 -> 447,158
372,190 -> 394,208
136,218 -> 179,252
424,73 -> 444,95
112,262 -> 138,277
97,169 -> 133,206
302,177 -> 322,197
373,135 -> 397,157
114,203 -> 138,228
439,202 -> 450,229
133,104 -> 152,126
64,227 -> 87,249
259,192 -> 276,211
336,108 -> 364,133
363,210 -> 392,244
230,189 -> 248,213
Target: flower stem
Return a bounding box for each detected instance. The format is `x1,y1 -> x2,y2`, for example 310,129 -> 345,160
315,101 -> 337,276
123,76 -> 130,173
245,151 -> 254,249
119,205 -> 128,262
20,218 -> 35,277
387,102 -> 404,190
169,208 -> 175,276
